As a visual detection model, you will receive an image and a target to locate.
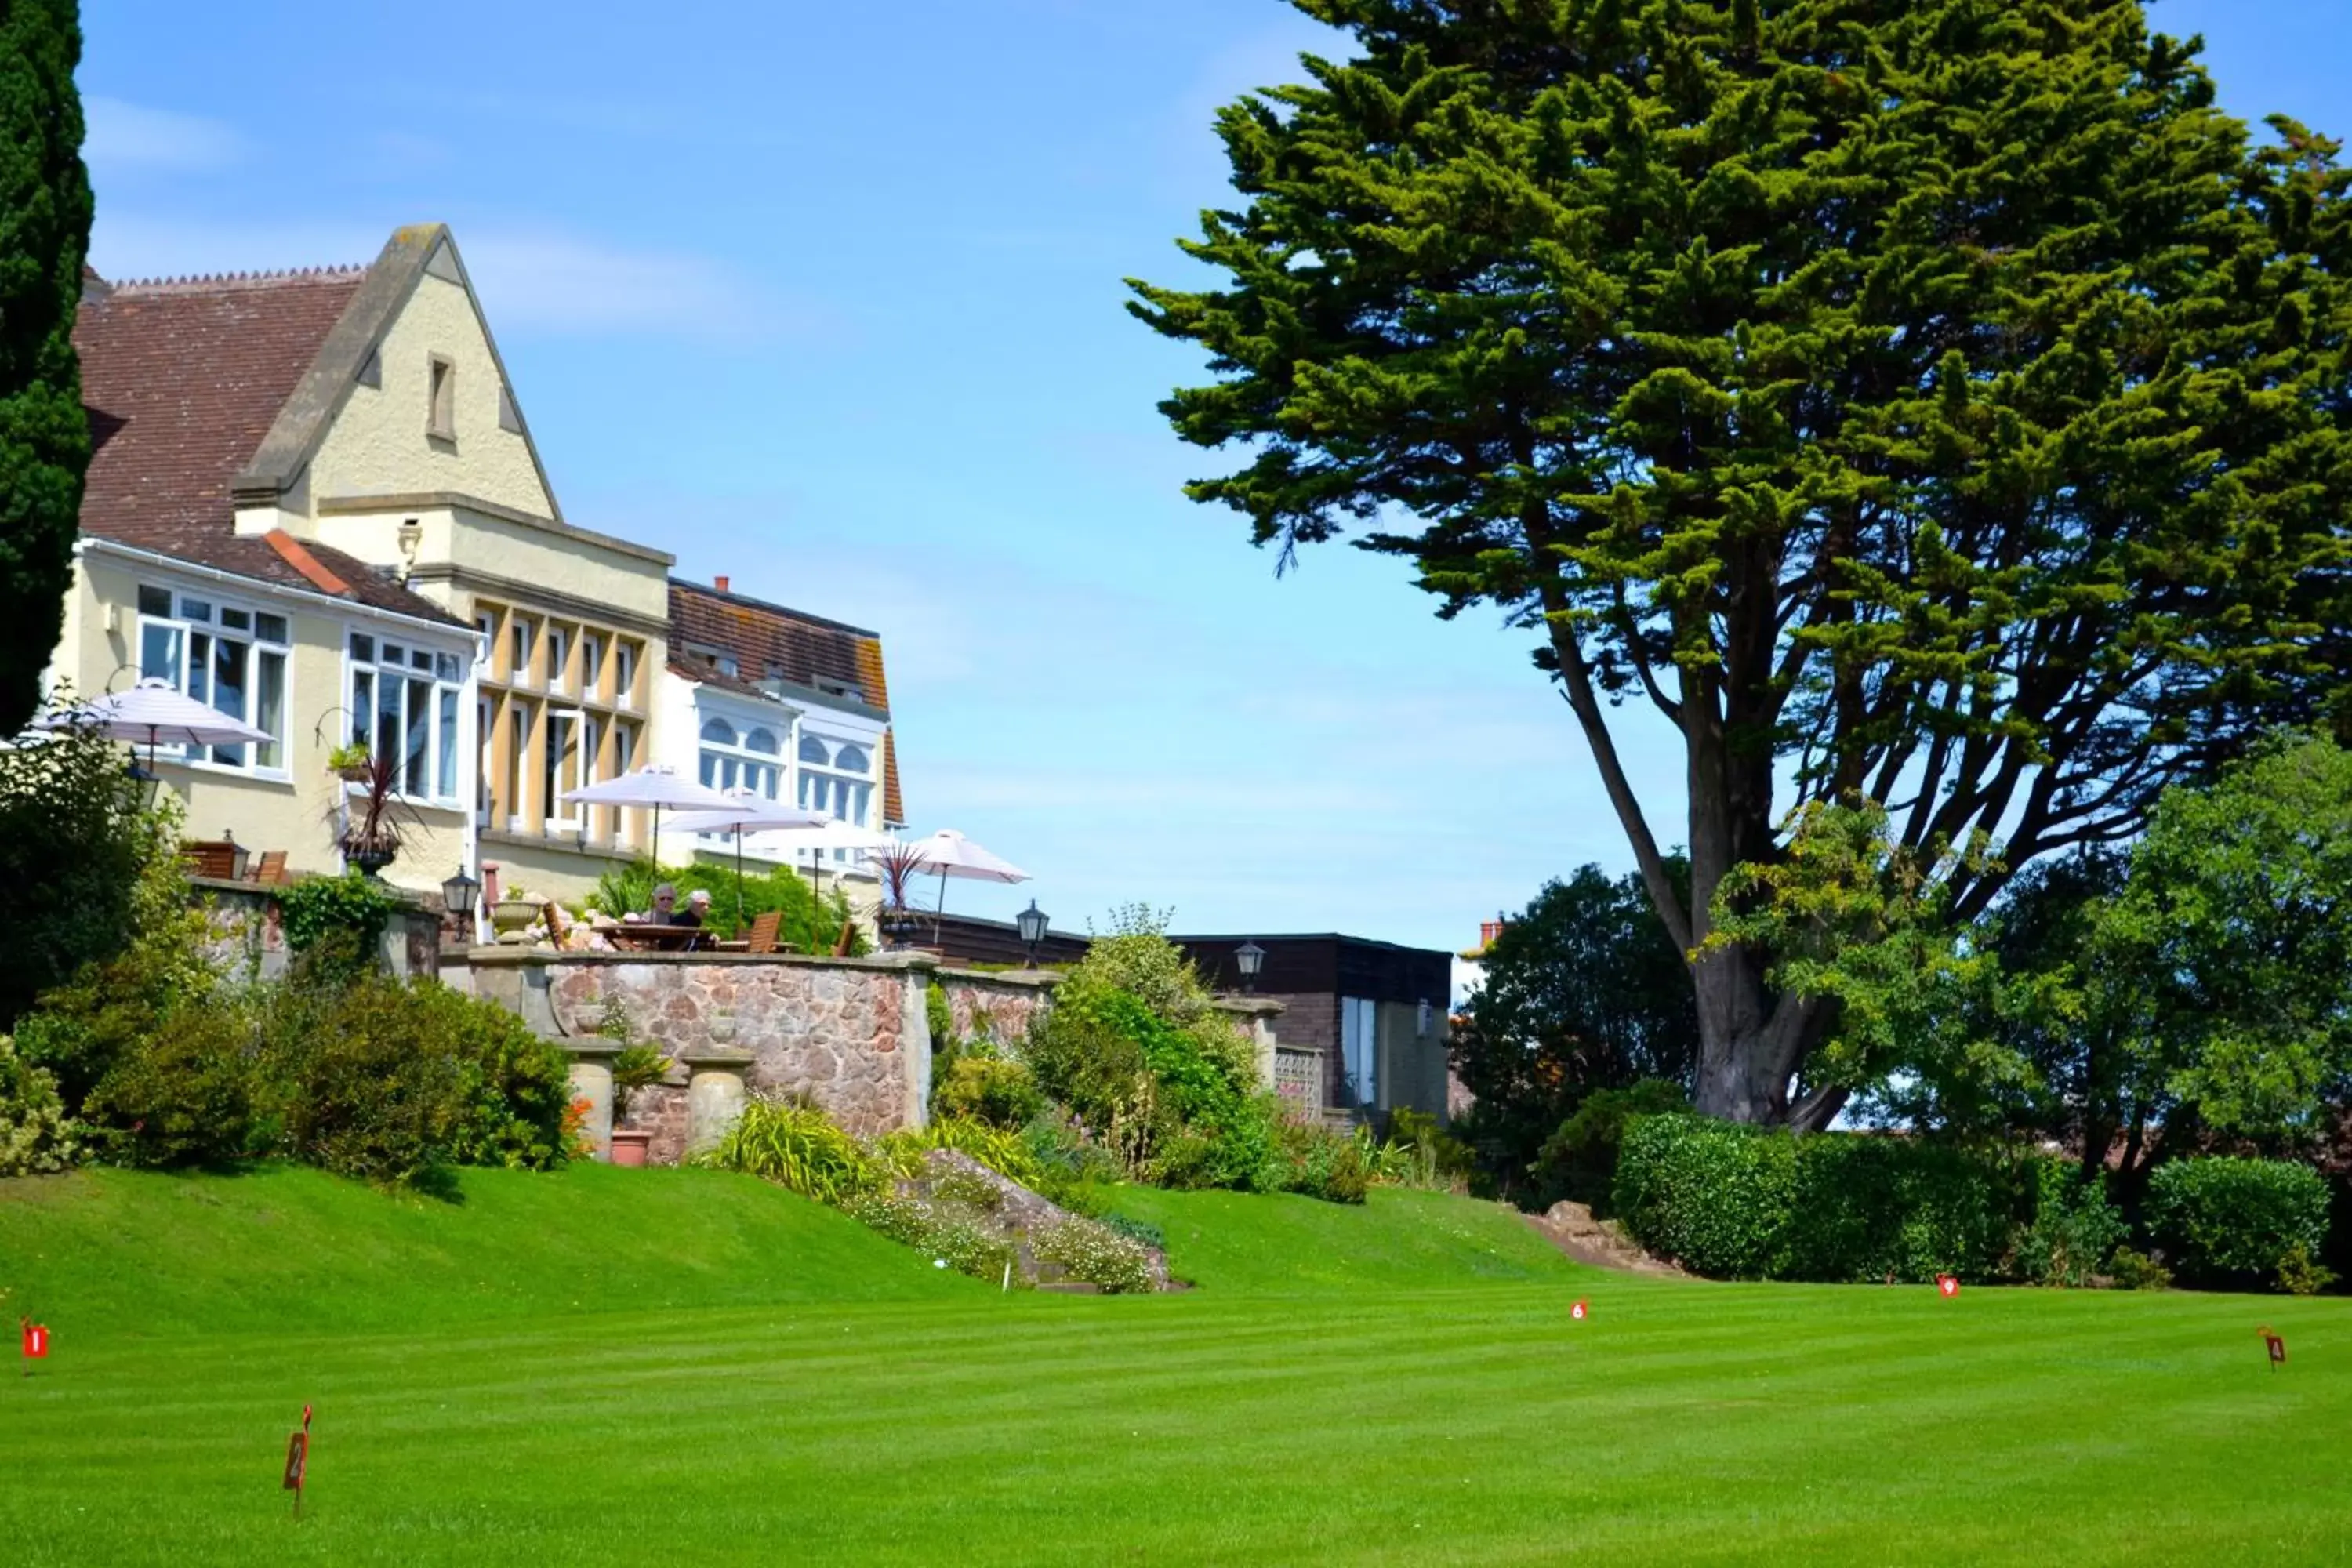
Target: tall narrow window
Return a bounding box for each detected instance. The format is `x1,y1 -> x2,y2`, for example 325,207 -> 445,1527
546,626 -> 569,693
545,711 -> 581,832
1340,997 -> 1379,1110
427,354 -> 456,440
581,633 -> 604,698
510,618 -> 535,687
506,703 -> 529,831
614,641 -> 638,708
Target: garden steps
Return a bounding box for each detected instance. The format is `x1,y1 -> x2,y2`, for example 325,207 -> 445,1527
1524,1200 -> 1690,1279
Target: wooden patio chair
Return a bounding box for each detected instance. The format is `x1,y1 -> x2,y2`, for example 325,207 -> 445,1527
744,910 -> 783,956
252,850 -> 289,886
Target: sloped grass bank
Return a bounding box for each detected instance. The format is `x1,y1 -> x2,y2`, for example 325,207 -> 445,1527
2,1169 -> 2349,1564
0,1162 -> 975,1336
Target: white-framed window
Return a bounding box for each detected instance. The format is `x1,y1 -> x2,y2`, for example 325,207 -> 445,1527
698,717 -> 784,828
545,709 -> 583,832
581,633 -> 604,699
797,732 -> 874,827
546,625 -> 570,693
505,701 -> 531,831
136,583 -> 289,772
1341,996 -> 1379,1110
346,632 -> 466,804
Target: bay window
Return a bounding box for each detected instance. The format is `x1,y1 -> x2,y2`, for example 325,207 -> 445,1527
347,632 -> 466,804
797,733 -> 873,827
136,583 -> 289,771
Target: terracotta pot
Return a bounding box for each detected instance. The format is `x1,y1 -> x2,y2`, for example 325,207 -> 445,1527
608,1128 -> 652,1167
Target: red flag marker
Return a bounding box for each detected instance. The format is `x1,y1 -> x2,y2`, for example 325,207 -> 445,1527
284,1404 -> 314,1517
20,1318 -> 46,1374
1570,1298 -> 1588,1321
1936,1275 -> 1959,1298
2260,1328 -> 2286,1370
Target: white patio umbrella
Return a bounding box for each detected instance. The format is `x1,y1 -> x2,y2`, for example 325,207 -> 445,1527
899,828 -> 1031,935
38,678 -> 272,775
561,765 -> 739,862
663,789 -> 828,927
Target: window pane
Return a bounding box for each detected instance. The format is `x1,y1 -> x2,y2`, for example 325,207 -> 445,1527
745,727 -> 779,754
140,622 -> 182,686
350,670 -> 374,747
180,597 -> 212,623
220,606 -> 251,632
256,613 -> 288,644
186,632 -> 211,761
376,666 -> 401,767
850,782 -> 872,828
405,679 -> 432,796
256,651 -> 285,770
209,636 -> 249,765
799,734 -> 829,764
699,752 -> 718,788
384,644 -> 404,666
833,743 -> 869,775
136,585 -> 171,617
700,717 -> 736,746
350,632 -> 374,662
411,648 -> 432,672
436,652 -> 460,682
437,688 -> 458,800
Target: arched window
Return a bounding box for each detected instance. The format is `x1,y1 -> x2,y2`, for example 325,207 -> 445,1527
695,707 -> 782,833
796,729 -> 877,843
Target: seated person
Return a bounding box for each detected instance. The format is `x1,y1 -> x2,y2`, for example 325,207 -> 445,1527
677,889 -> 713,929
645,883 -> 684,924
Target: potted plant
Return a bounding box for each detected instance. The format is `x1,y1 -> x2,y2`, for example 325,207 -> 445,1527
598,1000 -> 671,1167
870,841 -> 933,950
336,751 -> 419,878
326,739 -> 373,783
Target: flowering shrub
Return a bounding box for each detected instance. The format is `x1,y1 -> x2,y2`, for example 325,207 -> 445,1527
844,1192 -> 1016,1283
1033,1217 -> 1157,1294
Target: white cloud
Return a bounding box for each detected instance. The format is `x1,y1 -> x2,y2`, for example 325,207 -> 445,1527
83,96 -> 248,173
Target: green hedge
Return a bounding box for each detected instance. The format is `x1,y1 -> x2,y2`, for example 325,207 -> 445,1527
1613,1115 -> 2121,1284
2147,1158 -> 2332,1291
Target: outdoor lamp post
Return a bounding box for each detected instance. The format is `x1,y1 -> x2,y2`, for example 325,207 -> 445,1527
1015,898 -> 1049,968
221,829 -> 249,882
441,864 -> 481,935
1235,940 -> 1265,994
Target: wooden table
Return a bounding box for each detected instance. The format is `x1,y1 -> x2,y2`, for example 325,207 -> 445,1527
599,924 -> 710,953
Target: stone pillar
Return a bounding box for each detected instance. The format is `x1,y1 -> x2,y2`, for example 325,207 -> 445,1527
682,1045 -> 757,1157
563,1038 -> 624,1161
1213,995 -> 1288,1084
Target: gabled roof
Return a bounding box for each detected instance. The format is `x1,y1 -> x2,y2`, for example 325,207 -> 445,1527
74,263 -> 462,626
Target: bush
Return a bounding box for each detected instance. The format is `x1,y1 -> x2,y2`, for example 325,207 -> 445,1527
877,1116 -> 1045,1187
1614,1116 -> 1798,1278
701,1094 -> 882,1203
278,870 -> 401,967
78,991 -> 270,1169
843,1191 -> 1015,1283
1258,1115 -> 1371,1204
1033,1217 -> 1158,1294
2106,1247 -> 2173,1290
0,1034 -> 74,1176
934,1053 -> 1045,1131
273,977 -> 472,1189
592,858 -> 860,952
2015,1163 -> 2128,1287
0,719 -> 166,1032
1531,1080 -> 1686,1210
2147,1157 -> 2333,1291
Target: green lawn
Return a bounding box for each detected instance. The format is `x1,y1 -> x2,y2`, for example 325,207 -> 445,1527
2,1165 -> 2347,1565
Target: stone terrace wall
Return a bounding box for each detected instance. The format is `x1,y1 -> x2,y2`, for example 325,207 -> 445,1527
935,969 -> 1057,1047
470,949 -> 937,1145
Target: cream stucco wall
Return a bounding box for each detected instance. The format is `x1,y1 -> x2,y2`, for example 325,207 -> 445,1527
303,269 -> 554,518
60,543 -> 474,899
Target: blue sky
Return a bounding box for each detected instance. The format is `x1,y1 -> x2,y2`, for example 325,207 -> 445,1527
78,0 -> 2348,962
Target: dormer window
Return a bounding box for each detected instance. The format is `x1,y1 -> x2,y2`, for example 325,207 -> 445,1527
427,354 -> 456,441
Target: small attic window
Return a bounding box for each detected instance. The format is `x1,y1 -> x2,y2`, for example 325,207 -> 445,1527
427,354 -> 456,441
497,383 -> 523,434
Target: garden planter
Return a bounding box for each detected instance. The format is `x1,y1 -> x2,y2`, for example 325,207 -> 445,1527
608,1129 -> 652,1167
343,842 -> 397,877
877,907 -> 924,951
489,898 -> 540,942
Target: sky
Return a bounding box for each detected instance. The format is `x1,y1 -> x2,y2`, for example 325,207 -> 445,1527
78,0 -> 2351,966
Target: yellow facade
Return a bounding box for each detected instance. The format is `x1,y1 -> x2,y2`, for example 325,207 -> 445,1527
60,539 -> 474,898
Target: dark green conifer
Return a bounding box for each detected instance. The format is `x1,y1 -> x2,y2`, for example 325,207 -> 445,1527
0,0 -> 89,735
1133,0 -> 2352,1124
